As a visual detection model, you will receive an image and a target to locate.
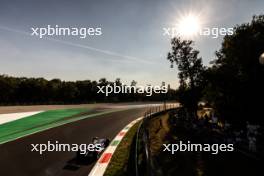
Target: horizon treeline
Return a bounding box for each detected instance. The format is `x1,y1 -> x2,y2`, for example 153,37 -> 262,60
0,75 -> 176,105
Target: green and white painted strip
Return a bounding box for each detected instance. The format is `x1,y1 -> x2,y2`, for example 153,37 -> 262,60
0,108 -> 127,144
88,117 -> 143,176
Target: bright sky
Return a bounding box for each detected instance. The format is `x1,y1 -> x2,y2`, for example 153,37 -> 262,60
0,0 -> 263,88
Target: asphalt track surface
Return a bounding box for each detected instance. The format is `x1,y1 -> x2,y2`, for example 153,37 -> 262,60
0,107 -> 148,176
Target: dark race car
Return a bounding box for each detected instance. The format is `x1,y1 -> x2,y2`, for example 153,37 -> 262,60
76,137 -> 110,162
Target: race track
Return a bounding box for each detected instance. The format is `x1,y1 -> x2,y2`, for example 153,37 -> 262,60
0,106 -> 149,176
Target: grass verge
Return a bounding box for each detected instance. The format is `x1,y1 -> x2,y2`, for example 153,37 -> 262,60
104,121 -> 140,176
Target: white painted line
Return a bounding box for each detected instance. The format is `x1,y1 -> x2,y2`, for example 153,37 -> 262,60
0,111 -> 43,125
110,103 -> 163,109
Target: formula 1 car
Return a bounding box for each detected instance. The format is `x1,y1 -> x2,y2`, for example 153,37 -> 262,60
76,137 -> 110,162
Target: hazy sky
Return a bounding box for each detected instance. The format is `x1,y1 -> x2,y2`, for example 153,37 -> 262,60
0,0 -> 263,88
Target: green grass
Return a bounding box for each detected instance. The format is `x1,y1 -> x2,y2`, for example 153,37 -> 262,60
104,121 -> 140,176
0,108 -> 87,144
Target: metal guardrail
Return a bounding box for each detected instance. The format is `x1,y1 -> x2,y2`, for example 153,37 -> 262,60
135,120 -> 142,176
135,103 -> 177,176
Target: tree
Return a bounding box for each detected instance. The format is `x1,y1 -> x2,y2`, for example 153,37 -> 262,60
205,15 -> 264,124
0,75 -> 177,105
167,37 -> 205,117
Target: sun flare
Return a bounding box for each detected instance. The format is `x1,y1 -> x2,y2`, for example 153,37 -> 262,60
176,14 -> 201,38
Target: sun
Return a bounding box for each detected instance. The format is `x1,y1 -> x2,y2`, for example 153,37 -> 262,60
176,14 -> 201,38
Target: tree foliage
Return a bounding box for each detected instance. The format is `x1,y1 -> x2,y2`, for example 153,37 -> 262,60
167,37 -> 205,115
204,15 -> 264,124
0,75 -> 176,105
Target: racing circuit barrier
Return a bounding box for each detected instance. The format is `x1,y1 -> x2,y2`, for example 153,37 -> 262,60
135,103 -> 178,176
